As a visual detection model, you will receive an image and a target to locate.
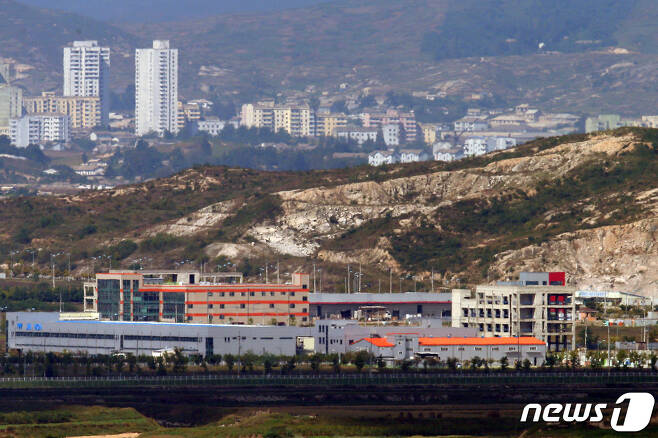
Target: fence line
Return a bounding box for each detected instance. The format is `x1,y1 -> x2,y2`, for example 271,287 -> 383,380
0,371 -> 656,388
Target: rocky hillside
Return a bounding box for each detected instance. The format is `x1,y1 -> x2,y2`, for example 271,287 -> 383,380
0,128 -> 656,294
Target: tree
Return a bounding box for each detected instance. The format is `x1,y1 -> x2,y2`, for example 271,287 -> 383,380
354,352 -> 367,372
400,360 -> 412,373
172,348 -> 188,374
224,354 -> 235,372
331,354 -> 340,374
650,354 -> 657,371
617,350 -> 629,369
545,353 -> 556,370
470,356 -> 482,370
568,350 -> 580,370
310,354 -> 321,373
499,356 -> 509,371
447,357 -> 458,371
522,359 -> 531,371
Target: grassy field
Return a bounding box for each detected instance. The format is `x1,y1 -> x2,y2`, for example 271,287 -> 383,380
0,406 -> 159,438
1,405 -> 651,438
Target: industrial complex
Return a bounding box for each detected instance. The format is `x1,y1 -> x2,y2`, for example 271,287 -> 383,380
5,270 -> 573,363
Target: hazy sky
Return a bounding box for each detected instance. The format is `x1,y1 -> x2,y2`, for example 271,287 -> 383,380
16,0 -> 331,22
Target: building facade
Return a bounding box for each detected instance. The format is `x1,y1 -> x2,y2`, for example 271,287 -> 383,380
63,41 -> 110,125
451,283 -> 575,351
197,117 -> 226,136
10,114 -> 70,147
309,292 -> 452,320
85,270 -> 310,326
368,150 -> 399,166
313,111 -> 347,137
361,109 -> 417,143
240,103 -> 312,137
24,92 -> 101,129
0,84 -> 23,133
347,335 -> 546,365
334,126 -> 378,144
135,40 -> 179,136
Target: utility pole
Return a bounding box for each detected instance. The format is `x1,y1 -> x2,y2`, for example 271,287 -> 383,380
389,268 -> 392,293
265,263 -> 268,284
277,259 -> 280,285
358,263 -> 361,293
431,268 -> 434,293
347,264 -> 350,294
313,263 -> 316,293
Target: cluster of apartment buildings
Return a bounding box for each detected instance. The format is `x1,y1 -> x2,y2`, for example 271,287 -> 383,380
4,270 -> 577,364
585,114 -> 658,133
239,103 -> 418,145
2,39 -> 186,148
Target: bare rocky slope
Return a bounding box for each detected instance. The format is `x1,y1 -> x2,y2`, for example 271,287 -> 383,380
139,130 -> 657,294
1,129 -> 656,294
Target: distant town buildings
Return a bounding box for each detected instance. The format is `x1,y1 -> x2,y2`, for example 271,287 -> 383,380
313,111 -> 347,137
63,41 -> 110,125
10,114 -> 70,147
368,150 -> 400,166
361,109 -> 417,143
241,102 -> 312,137
382,124 -> 400,146
135,40 -> 179,136
334,126 -> 378,144
177,101 -> 201,131
197,117 -> 226,136
0,83 -> 22,136
585,114 -> 658,133
24,92 -> 100,129
399,149 -> 429,163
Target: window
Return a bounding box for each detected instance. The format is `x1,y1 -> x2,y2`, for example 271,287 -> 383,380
440,347 -> 448,351
269,304 -> 275,308
250,292 -> 255,296
290,303 -> 295,308
240,304 -> 245,309
229,292 -> 234,297
187,304 -> 193,309
220,304 -> 224,309
208,304 -> 213,309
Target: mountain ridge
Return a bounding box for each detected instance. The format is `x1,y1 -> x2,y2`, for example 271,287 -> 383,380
1,128 -> 656,293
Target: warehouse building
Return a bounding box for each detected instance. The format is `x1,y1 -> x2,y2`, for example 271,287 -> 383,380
6,312 -> 477,359
347,336 -> 546,365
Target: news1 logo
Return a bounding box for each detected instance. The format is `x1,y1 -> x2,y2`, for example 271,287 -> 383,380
521,392 -> 655,432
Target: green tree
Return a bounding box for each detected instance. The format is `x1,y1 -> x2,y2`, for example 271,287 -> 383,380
499,356 -> 509,371
224,354 -> 235,372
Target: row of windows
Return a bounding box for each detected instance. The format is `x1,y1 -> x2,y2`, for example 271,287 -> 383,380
188,304 -> 306,310
15,331 -> 114,340
123,335 -> 198,342
202,291 -> 304,297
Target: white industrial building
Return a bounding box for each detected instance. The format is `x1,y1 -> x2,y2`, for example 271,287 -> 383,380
135,40 -> 178,136
399,149 -> 429,163
63,41 -> 110,125
10,114 -> 70,147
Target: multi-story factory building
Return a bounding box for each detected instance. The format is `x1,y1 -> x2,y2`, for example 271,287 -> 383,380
84,270 -> 310,325
451,272 -> 575,351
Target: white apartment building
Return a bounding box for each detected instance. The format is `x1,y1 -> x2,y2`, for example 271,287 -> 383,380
334,126 -> 378,144
240,103 -> 311,137
399,149 -> 429,163
63,41 -> 110,125
434,151 -> 456,162
463,137 -> 487,156
10,114 -> 70,148
453,116 -> 489,132
368,150 -> 400,166
382,123 -> 400,146
451,285 -> 576,351
135,40 -> 178,136
197,117 -> 226,136
0,84 -> 22,131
